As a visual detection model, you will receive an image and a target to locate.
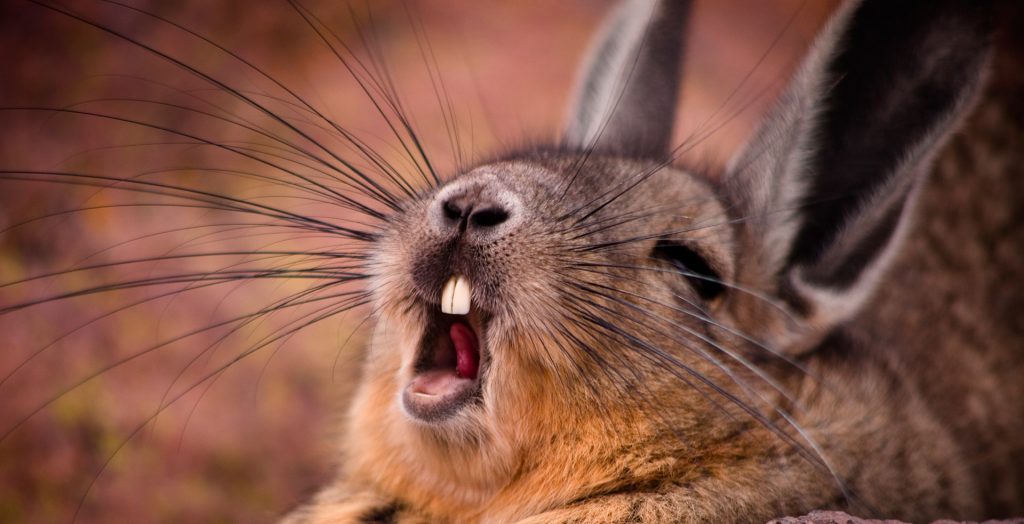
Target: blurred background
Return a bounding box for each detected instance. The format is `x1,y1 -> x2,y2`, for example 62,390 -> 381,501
0,1 -> 836,522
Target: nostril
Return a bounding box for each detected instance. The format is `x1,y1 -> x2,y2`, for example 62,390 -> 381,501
469,207 -> 509,228
437,184 -> 513,232
443,200 -> 464,221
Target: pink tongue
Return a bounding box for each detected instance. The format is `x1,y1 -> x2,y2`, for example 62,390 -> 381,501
449,322 -> 480,380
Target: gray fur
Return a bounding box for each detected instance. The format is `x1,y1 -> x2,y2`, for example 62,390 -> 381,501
564,0 -> 690,157
721,0 -> 993,353
291,1 -> 1024,522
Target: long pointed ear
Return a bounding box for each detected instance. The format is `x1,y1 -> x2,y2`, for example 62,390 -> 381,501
564,0 -> 691,157
722,0 -> 993,353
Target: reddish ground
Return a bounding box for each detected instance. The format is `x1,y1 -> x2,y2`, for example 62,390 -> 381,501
0,1 -> 833,521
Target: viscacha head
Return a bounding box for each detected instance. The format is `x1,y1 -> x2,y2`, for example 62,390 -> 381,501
324,0 -> 995,521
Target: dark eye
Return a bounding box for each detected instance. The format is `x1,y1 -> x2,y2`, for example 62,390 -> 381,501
651,240 -> 724,301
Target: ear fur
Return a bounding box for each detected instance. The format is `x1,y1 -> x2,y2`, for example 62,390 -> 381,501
722,0 -> 993,353
564,0 -> 690,157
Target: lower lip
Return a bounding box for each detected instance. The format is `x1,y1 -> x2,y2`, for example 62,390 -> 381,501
402,370 -> 480,423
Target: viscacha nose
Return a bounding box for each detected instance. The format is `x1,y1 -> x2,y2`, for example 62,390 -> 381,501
432,178 -> 517,238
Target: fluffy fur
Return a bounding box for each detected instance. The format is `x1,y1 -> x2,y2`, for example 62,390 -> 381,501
285,0 -> 1024,522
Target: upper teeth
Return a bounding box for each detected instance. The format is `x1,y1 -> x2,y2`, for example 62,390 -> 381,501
441,275 -> 472,315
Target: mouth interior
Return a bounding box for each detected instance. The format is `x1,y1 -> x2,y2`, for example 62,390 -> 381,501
403,311 -> 484,421
450,321 -> 480,380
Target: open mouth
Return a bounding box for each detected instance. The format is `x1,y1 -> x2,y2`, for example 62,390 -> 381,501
402,275 -> 487,423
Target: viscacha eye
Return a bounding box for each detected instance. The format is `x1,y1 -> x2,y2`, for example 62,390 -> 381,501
651,240 -> 724,301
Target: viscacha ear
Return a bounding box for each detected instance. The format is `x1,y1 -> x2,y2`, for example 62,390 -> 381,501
564,0 -> 691,157
722,0 -> 993,354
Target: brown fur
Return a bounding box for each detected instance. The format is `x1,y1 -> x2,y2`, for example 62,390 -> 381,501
284,3 -> 1024,523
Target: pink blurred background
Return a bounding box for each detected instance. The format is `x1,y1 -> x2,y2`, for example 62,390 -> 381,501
0,1 -> 836,521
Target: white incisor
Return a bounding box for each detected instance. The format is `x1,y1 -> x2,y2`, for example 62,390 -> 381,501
440,275 -> 472,315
